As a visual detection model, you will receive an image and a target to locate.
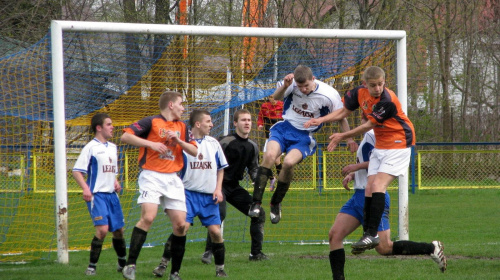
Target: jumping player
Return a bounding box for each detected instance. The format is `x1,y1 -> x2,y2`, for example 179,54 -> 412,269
248,65 -> 357,224
305,66 -> 416,251
328,114 -> 446,280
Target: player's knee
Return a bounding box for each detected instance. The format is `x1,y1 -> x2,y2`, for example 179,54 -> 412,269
140,213 -> 156,226
375,243 -> 392,255
172,221 -> 187,235
281,159 -> 297,174
262,153 -> 277,166
208,230 -> 223,243
328,227 -> 343,244
112,228 -> 124,239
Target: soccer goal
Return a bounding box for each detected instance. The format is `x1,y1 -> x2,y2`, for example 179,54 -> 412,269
0,21 -> 408,263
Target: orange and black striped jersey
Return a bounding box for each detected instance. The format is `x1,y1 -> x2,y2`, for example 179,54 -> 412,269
123,115 -> 196,173
344,86 -> 415,149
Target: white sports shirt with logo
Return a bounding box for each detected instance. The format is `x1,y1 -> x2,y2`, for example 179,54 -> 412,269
179,135 -> 228,194
353,130 -> 375,190
279,79 -> 343,132
73,138 -> 118,193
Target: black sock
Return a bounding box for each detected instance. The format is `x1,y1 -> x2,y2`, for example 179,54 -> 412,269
329,249 -> 345,280
366,192 -> 385,237
170,234 -> 186,274
393,241 -> 435,255
363,196 -> 372,233
252,166 -> 273,203
212,242 -> 225,266
162,234 -> 173,260
275,163 -> 282,176
126,227 -> 148,265
112,237 -> 127,267
204,231 -> 212,253
270,181 -> 290,205
89,236 -> 103,268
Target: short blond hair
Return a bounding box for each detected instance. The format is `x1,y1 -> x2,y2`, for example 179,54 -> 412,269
159,91 -> 182,110
362,66 -> 385,81
233,109 -> 251,122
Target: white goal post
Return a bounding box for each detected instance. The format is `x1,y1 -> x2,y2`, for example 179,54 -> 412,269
50,20 -> 408,264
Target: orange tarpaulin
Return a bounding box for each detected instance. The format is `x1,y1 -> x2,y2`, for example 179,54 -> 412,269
241,0 -> 269,71
178,0 -> 191,59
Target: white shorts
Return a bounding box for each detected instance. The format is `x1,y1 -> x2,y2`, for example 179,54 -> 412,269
368,148 -> 411,177
137,169 -> 187,212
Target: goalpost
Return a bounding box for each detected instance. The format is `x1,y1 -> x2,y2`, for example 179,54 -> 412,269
46,21 -> 408,263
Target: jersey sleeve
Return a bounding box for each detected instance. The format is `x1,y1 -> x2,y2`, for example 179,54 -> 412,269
247,140 -> 260,182
215,142 -> 229,170
123,116 -> 153,138
361,138 -> 374,162
370,101 -> 397,124
73,144 -> 91,173
343,87 -> 361,111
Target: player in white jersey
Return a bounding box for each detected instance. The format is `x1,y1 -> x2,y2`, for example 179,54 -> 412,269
72,113 -> 127,276
153,109 -> 229,278
249,65 -> 358,224
328,114 -> 446,279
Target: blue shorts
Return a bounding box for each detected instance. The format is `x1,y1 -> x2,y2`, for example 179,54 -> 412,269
268,121 -> 316,160
87,192 -> 124,232
340,189 -> 390,231
185,189 -> 221,227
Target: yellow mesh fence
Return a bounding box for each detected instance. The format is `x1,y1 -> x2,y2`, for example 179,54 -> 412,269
0,30 -> 405,261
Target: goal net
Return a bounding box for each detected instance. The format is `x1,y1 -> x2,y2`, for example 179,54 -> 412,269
0,21 -> 407,262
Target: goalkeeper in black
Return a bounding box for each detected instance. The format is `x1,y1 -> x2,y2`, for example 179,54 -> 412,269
201,109 -> 268,263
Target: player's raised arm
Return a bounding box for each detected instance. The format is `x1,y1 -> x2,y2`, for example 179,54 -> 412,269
304,107 -> 352,129
338,118 -> 359,153
121,131 -> 168,154
328,120 -> 375,151
272,73 -> 294,101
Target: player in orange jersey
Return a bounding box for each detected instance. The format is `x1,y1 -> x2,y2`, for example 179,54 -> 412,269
120,91 -> 197,280
305,66 -> 416,252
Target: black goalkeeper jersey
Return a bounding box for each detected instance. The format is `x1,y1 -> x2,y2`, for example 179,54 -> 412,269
218,133 -> 259,184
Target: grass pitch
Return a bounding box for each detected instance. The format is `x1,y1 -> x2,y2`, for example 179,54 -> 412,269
0,188 -> 499,280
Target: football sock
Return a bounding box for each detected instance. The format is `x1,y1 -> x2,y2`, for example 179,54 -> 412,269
212,242 -> 225,266
275,163 -> 282,177
329,249 -> 345,280
126,227 -> 148,265
393,241 -> 435,255
89,236 -> 103,267
270,181 -> 290,205
162,234 -> 173,260
366,192 -> 385,237
204,231 -> 212,253
252,166 -> 273,202
363,196 -> 372,233
170,234 -> 186,274
112,237 -> 127,267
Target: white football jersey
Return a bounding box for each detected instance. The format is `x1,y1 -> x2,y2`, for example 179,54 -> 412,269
353,130 -> 375,190
281,79 -> 343,132
73,139 -> 118,193
179,135 -> 228,194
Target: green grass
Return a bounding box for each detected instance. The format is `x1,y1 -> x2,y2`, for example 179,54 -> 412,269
1,189 -> 499,279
